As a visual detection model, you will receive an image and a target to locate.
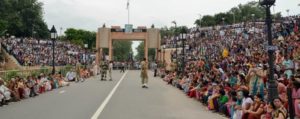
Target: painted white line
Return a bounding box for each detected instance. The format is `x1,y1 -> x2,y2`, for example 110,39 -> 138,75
91,71 -> 128,119
59,90 -> 65,94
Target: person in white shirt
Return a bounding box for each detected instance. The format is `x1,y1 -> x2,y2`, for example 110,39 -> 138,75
0,79 -> 11,105
92,61 -> 98,76
108,61 -> 113,81
66,70 -> 76,81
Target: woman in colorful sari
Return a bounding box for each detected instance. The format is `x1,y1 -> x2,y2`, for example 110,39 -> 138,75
242,94 -> 265,119
207,84 -> 221,110
246,64 -> 266,97
272,98 -> 287,119
292,80 -> 300,118
7,79 -> 20,101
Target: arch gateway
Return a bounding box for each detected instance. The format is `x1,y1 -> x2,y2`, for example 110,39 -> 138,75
95,25 -> 161,65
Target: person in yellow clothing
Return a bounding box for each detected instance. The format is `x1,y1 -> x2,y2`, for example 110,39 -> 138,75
140,58 -> 148,88
222,48 -> 229,58
75,60 -> 82,82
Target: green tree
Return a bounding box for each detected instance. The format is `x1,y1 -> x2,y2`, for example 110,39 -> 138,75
112,41 -> 132,61
64,28 -> 96,49
0,0 -> 49,38
194,1 -> 280,27
135,42 -> 156,61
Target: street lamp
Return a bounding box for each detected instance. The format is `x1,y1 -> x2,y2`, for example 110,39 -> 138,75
230,12 -> 236,24
171,21 -> 178,59
50,25 -> 57,75
286,9 -> 290,16
84,44 -> 88,68
259,0 -> 278,103
251,14 -> 256,41
222,17 -> 225,26
162,44 -> 166,68
176,36 -> 180,74
179,32 -> 187,74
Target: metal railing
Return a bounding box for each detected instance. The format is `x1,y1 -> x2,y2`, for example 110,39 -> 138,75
0,65 -> 76,81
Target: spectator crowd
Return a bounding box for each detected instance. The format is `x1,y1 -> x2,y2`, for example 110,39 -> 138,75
0,66 -> 95,106
0,37 -> 94,66
161,16 -> 300,119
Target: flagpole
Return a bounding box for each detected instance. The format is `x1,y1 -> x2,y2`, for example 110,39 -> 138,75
127,0 -> 130,24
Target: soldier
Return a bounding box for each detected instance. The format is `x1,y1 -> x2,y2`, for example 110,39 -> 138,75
100,60 -> 108,81
140,58 -> 149,88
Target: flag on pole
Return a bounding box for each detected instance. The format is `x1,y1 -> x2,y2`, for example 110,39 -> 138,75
126,0 -> 129,10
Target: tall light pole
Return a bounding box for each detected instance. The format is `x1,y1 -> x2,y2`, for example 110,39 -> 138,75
171,21 -> 178,73
126,0 -> 130,24
179,32 -> 186,74
286,9 -> 290,16
198,14 -> 202,34
163,45 -> 165,67
50,25 -> 57,75
84,44 -> 88,68
259,0 -> 278,103
251,14 -> 256,41
222,17 -> 225,26
231,12 -> 236,24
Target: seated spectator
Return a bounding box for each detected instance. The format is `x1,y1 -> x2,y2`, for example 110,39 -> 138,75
0,79 -> 11,105
217,89 -> 229,112
242,94 -> 265,119
56,73 -> 70,87
261,103 -> 274,119
242,90 -> 253,113
272,98 -> 287,119
6,79 -> 20,101
292,80 -> 300,118
66,70 -> 76,82
16,78 -> 26,99
26,76 -> 38,97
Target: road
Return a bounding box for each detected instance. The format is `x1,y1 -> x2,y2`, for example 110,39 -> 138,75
0,70 -> 225,119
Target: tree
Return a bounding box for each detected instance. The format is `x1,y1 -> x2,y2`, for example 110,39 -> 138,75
195,15 -> 216,27
194,1 -> 279,27
64,28 -> 96,49
135,42 -> 156,61
135,42 -> 144,61
0,0 -> 49,38
112,41 -> 132,61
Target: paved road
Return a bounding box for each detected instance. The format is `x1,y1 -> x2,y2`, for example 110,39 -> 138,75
0,70 -> 225,119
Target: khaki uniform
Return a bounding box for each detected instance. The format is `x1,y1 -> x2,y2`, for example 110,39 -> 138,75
100,61 -> 108,81
140,61 -> 148,85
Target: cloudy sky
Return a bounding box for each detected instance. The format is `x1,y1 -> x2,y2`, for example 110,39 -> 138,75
40,0 -> 300,32
39,0 -> 300,54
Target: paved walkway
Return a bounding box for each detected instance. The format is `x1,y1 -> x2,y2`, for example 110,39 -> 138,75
0,70 -> 226,119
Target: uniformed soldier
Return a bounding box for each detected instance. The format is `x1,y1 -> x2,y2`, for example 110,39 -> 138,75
140,58 -> 148,88
100,60 -> 108,81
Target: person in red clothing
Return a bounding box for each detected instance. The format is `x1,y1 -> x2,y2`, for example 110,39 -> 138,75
242,94 -> 265,119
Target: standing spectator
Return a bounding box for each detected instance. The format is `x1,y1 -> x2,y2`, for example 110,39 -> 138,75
153,61 -> 158,77
108,61 -> 113,81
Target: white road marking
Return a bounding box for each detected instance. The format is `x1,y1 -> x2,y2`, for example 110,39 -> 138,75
91,71 -> 128,119
59,90 -> 65,94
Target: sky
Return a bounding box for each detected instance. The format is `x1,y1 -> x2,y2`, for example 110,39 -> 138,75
39,0 -> 300,55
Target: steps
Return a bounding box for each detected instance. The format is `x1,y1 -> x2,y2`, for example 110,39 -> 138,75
1,48 -> 22,70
